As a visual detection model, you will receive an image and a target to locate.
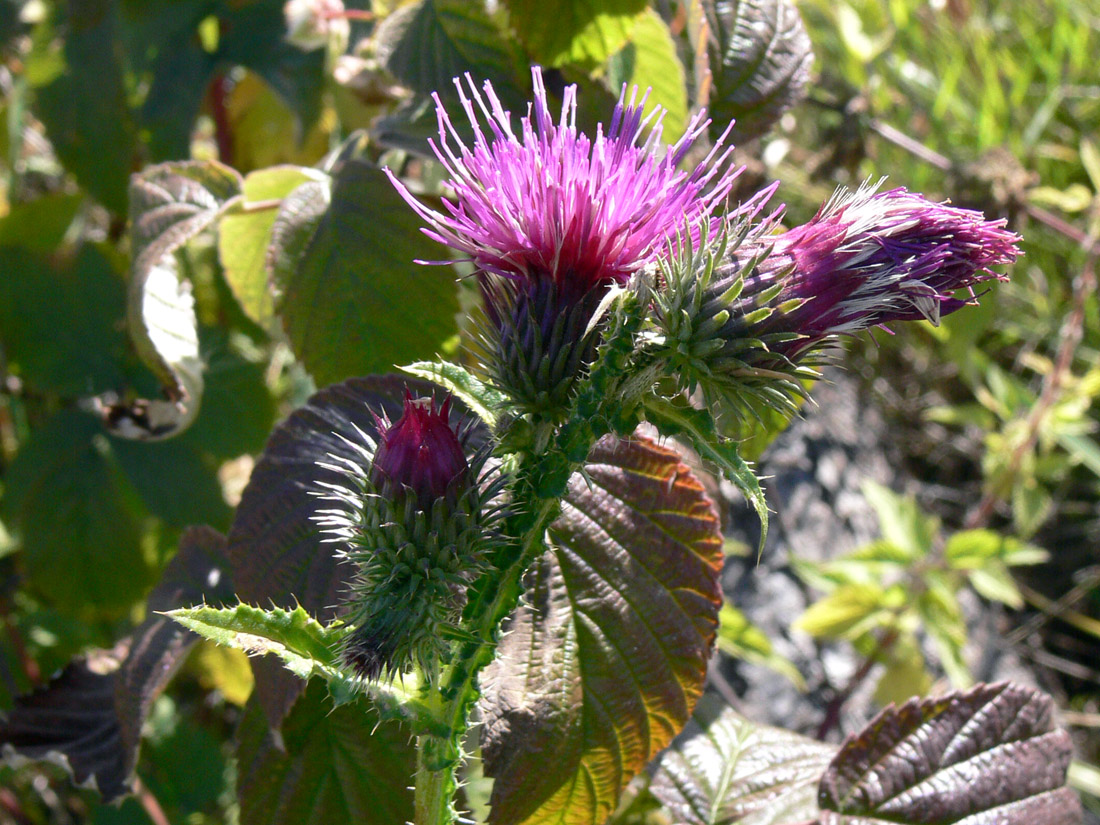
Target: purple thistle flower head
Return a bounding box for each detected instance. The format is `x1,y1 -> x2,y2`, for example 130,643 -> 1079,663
386,67 -> 742,301
733,181 -> 1022,357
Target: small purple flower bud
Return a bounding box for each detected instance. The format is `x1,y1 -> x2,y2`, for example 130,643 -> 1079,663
730,182 -> 1022,358
369,394 -> 469,511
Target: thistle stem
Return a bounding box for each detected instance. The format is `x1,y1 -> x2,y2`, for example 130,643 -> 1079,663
414,736 -> 457,825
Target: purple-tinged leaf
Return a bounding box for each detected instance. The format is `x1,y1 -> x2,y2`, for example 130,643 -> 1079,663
480,434 -> 724,825
235,680 -> 415,825
225,374 -> 468,727
649,695 -> 834,825
818,682 -> 1083,825
702,0 -> 813,143
0,526 -> 233,801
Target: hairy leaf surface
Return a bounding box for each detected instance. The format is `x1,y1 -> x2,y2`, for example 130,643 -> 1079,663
818,682 -> 1083,824
648,695 -> 833,825
703,0 -> 813,143
481,434 -> 724,825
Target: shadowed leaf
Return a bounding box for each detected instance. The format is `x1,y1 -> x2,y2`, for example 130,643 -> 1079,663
235,680 -> 416,825
376,0 -> 527,106
703,0 -> 813,143
0,527 -> 233,801
818,682 -> 1083,825
648,695 -> 833,825
481,434 -> 724,825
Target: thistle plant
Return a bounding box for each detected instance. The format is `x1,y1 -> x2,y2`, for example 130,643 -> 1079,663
0,5 -> 1087,825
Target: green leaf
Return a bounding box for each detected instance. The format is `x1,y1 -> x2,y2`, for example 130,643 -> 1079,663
402,360 -> 506,427
481,434 -> 724,825
717,603 -> 805,689
0,244 -> 129,396
872,637 -> 932,707
235,681 -> 416,825
643,396 -> 769,553
968,563 -> 1025,609
109,160 -> 243,441
1012,478 -> 1053,538
503,0 -> 647,68
0,192 -> 82,252
795,584 -> 888,641
167,603 -> 347,683
35,0 -> 137,213
1,410 -> 153,617
648,695 -> 834,825
819,683 -> 1082,825
218,165 -> 324,324
376,0 -> 528,104
703,0 -> 813,143
861,480 -> 937,558
272,161 -> 460,386
916,577 -> 970,687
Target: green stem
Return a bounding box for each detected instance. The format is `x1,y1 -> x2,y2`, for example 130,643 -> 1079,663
414,736 -> 457,825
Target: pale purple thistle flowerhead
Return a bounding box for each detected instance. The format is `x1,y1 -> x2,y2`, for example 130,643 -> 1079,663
385,67 -> 745,301
732,181 -> 1022,357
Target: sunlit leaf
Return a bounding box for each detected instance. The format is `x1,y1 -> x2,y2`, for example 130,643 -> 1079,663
502,0 -> 647,68
218,165 -> 324,324
607,8 -> 687,138
481,434 -> 724,825
818,683 -> 1083,825
717,603 -> 805,689
702,0 -> 813,143
648,695 -> 834,825
794,584 -> 887,641
235,680 -> 416,825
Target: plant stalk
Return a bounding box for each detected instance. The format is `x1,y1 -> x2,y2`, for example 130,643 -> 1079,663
414,736 -> 457,825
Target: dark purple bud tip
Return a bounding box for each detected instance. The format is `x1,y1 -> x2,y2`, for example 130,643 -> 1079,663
369,393 -> 469,510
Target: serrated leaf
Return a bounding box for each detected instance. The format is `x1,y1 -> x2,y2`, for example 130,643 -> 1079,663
235,680 -> 416,825
703,0 -> 813,143
272,160 -> 460,386
226,374 -> 468,726
644,396 -> 768,552
106,160 -> 242,441
503,0 -> 647,68
861,480 -> 937,558
402,360 -> 506,427
0,526 -> 233,802
481,434 -> 724,825
967,563 -> 1025,609
376,0 -> 528,104
818,683 -> 1083,825
218,165 -> 323,324
648,694 -> 834,825
167,603 -> 346,683
795,584 -> 887,641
